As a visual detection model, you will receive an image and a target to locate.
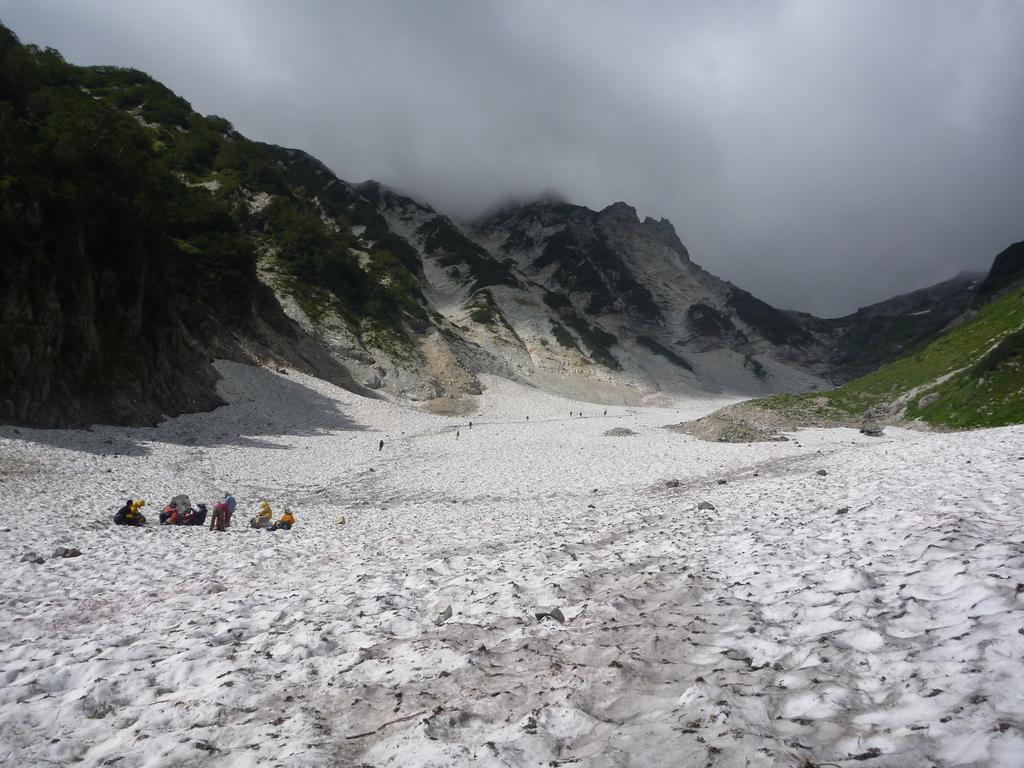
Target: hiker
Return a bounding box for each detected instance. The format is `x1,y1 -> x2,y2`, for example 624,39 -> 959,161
468,421 -> 472,429
223,493 -> 236,527
250,501 -> 273,529
159,503 -> 174,525
603,410 -> 607,416
114,499 -> 146,526
379,439 -> 384,451
209,501 -> 230,532
161,494 -> 191,525
183,503 -> 207,526
160,502 -> 180,525
456,429 -> 460,439
269,508 -> 295,531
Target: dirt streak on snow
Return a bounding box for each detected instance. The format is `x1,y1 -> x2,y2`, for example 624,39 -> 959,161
0,361 -> 1022,767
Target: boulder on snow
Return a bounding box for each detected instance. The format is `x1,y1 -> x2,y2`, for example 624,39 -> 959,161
665,479 -> 680,488
431,602 -> 453,626
836,507 -> 850,515
859,424 -> 884,437
667,413 -> 788,443
603,427 -> 637,437
697,501 -> 716,511
816,469 -> 828,476
20,552 -> 44,564
52,546 -> 82,558
535,607 -> 565,623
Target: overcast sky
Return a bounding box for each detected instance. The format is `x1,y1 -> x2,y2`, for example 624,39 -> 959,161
3,1 -> 1022,315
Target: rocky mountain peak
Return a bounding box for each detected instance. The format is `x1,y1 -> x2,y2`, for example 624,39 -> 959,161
641,216 -> 689,256
599,201 -> 639,221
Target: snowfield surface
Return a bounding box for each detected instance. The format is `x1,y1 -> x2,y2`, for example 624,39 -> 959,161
1,362 -> 1023,768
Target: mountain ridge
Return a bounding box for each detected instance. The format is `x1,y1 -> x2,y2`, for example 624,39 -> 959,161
0,23 -> 1018,427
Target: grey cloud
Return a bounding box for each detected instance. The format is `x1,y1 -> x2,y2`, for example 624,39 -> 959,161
2,0 -> 1021,315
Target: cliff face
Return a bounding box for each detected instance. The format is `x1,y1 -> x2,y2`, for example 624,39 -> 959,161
0,34 -> 216,425
976,241 -> 1024,300
0,26 -> 363,426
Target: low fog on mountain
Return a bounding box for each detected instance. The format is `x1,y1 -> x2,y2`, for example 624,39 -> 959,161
4,0 -> 1022,315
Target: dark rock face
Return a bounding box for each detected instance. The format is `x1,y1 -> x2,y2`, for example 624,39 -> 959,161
976,241 -> 1024,300
824,272 -> 981,382
726,288 -> 814,349
0,161 -> 224,426
687,303 -> 739,339
0,25 -> 369,426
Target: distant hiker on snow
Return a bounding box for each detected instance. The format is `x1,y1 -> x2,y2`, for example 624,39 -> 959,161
114,499 -> 146,526
379,439 -> 384,451
250,501 -> 273,529
269,508 -> 295,531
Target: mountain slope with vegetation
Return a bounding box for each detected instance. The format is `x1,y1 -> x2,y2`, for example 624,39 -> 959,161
0,24 -> 444,425
2,22 -> 1018,428
822,272 -> 982,381
679,279 -> 1024,439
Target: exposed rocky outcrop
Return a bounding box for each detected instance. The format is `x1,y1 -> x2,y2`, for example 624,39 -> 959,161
976,241 -> 1024,300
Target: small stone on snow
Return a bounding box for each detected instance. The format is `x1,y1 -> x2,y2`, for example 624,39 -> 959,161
431,602 -> 453,625
535,607 -> 565,623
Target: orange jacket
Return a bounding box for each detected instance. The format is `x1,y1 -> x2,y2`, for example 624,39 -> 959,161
279,511 -> 296,526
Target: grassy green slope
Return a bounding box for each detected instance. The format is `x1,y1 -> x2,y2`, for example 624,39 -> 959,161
762,285 -> 1024,429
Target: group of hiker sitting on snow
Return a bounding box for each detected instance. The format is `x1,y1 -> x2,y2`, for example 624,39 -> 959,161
113,493 -> 295,531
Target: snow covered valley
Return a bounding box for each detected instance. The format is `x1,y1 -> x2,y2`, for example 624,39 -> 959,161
1,362 -> 1022,768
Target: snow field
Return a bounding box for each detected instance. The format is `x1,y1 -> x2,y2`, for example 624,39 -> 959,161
0,362 -> 1022,767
